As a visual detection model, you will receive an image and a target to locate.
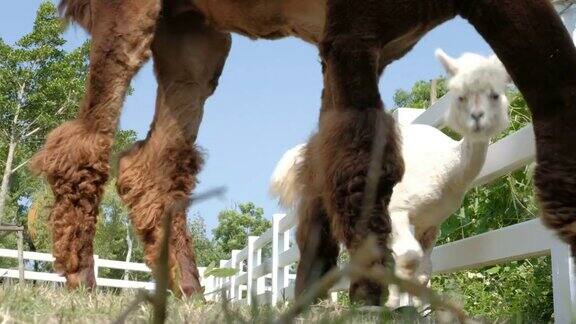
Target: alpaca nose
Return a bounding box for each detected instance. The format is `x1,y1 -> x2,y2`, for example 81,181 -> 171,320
471,111 -> 485,121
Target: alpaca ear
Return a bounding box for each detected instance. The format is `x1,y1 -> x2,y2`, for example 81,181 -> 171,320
489,54 -> 513,84
435,49 -> 458,76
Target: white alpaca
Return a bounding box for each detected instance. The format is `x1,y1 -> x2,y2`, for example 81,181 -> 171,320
269,49 -> 511,307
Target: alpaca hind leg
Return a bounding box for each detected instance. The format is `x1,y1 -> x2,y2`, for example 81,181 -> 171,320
30,0 -> 161,289
117,12 -> 231,297
461,0 -> 576,255
294,194 -> 340,299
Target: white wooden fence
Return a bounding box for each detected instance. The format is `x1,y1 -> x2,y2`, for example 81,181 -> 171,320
1,103 -> 573,322
1,2 -> 575,323
200,103 -> 575,324
0,248 -> 213,293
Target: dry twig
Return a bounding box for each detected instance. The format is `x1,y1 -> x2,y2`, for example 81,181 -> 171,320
113,188 -> 227,324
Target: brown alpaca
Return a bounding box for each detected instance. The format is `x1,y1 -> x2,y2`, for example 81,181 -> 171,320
32,0 -> 576,303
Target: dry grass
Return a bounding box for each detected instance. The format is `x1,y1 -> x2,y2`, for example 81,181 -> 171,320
0,283 -> 428,324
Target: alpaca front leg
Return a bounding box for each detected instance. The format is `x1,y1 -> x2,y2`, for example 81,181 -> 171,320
295,194 -> 340,299
319,0 -> 457,304
30,0 -> 161,289
117,14 -> 231,297
390,211 -> 423,279
461,0 -> 576,256
386,211 -> 423,309
411,227 -> 438,310
318,39 -> 404,305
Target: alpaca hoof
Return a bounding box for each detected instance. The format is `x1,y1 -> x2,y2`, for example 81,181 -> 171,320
350,278 -> 384,306
179,283 -> 204,300
394,249 -> 423,279
393,305 -> 420,321
66,266 -> 96,290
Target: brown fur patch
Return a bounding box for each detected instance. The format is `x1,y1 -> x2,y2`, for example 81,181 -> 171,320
34,0 -> 162,288
117,140 -> 204,296
294,188 -> 339,298
50,0 -> 576,301
30,120 -> 111,287
59,0 -> 92,31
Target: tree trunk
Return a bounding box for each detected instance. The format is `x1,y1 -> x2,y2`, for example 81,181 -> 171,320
123,227 -> 133,280
430,79 -> 438,105
0,84 -> 24,224
0,136 -> 17,224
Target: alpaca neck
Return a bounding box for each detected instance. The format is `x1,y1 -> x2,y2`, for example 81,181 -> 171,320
452,137 -> 489,191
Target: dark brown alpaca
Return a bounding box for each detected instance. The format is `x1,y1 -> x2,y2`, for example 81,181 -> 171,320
31,0 -> 576,303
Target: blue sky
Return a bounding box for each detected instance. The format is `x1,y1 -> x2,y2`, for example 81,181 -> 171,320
2,1 -> 492,233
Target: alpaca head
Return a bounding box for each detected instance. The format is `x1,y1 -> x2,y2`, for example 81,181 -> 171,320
436,49 -> 511,142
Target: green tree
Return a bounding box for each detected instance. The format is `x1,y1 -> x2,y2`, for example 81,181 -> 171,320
189,214 -> 226,267
213,202 -> 271,254
393,78 -> 448,109
0,1 -> 89,223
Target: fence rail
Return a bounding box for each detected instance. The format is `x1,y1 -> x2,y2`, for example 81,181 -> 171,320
0,248 -> 213,292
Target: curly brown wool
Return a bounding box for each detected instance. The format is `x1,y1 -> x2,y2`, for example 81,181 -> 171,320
44,0 -> 576,302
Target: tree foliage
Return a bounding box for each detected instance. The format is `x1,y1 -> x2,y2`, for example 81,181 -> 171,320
212,202 -> 271,255
393,79 -> 448,109
0,1 -> 90,224
189,214 -> 226,267
0,2 -> 147,281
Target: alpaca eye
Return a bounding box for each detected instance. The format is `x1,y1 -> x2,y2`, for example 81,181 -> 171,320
458,96 -> 466,102
490,93 -> 500,100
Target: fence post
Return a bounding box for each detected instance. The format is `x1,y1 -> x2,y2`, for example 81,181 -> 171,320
271,214 -> 286,305
93,255 -> 99,285
247,236 -> 258,305
219,259 -> 228,299
230,250 -> 240,300
16,229 -> 24,285
284,228 -> 291,290
235,254 -> 245,301
256,248 -> 264,296
551,241 -> 575,324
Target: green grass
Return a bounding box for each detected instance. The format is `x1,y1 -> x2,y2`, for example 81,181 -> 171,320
0,284 -> 429,323
0,279 -> 560,323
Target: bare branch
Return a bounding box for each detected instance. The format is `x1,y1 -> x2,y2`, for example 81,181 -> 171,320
19,115 -> 41,136
278,236 -> 473,323
112,290 -> 151,324
152,201 -> 175,324
113,187 -> 228,323
221,289 -> 248,324
10,158 -> 32,175
277,237 -> 380,324
350,266 -> 473,323
21,127 -> 41,140
190,187 -> 227,204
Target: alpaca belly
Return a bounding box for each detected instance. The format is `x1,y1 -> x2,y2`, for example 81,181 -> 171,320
190,0 -> 325,42
411,196 -> 462,229
391,183 -> 463,230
